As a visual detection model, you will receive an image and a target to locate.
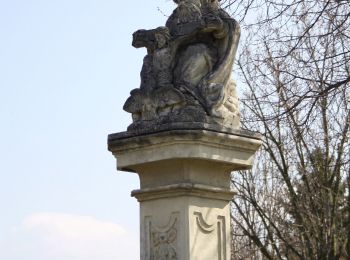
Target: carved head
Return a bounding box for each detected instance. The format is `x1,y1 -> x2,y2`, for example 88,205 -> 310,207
170,0 -> 221,24
201,0 -> 220,11
132,29 -> 150,49
173,0 -> 202,24
132,27 -> 170,51
154,26 -> 171,49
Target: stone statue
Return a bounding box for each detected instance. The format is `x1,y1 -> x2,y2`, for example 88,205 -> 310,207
123,0 -> 241,130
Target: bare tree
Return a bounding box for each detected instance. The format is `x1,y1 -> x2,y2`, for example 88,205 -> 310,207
223,0 -> 350,259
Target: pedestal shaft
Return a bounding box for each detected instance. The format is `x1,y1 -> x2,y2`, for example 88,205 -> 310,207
108,128 -> 261,260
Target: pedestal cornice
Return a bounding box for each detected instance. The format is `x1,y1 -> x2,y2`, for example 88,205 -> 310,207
108,123 -> 262,173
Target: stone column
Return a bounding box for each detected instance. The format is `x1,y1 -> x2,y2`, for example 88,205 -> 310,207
108,126 -> 261,260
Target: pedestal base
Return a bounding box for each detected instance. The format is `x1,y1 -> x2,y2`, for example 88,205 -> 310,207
108,126 -> 261,260
139,194 -> 230,260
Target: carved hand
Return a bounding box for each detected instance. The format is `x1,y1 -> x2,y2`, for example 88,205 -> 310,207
202,13 -> 223,32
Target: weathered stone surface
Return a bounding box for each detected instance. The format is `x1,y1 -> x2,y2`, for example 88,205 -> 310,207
108,2 -> 260,259
139,195 -> 232,260
108,128 -> 261,173
108,121 -> 260,141
108,129 -> 262,260
123,0 -> 241,131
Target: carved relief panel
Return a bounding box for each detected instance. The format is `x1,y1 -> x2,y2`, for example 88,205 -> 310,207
193,211 -> 227,260
144,212 -> 179,260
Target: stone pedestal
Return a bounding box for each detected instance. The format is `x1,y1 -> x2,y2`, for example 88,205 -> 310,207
108,125 -> 261,260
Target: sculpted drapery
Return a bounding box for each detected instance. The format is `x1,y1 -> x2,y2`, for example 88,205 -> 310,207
123,0 -> 241,130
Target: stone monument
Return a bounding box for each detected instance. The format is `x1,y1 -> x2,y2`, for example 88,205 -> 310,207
108,0 -> 261,259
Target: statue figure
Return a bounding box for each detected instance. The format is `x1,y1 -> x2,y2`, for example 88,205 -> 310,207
124,26 -> 185,122
123,0 -> 241,130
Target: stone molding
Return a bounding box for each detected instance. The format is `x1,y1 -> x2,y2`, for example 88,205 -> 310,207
132,183 -> 236,202
108,128 -> 262,172
108,122 -> 261,141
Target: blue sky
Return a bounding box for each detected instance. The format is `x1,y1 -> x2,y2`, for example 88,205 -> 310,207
0,1 -> 176,259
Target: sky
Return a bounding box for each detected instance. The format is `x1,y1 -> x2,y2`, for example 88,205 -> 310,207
0,0 -> 177,259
